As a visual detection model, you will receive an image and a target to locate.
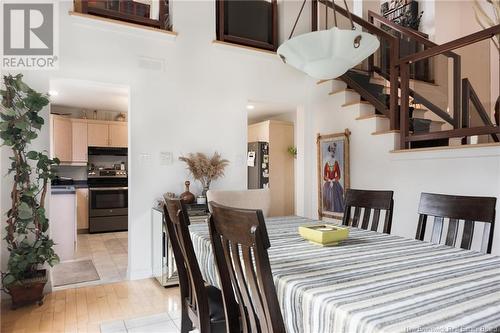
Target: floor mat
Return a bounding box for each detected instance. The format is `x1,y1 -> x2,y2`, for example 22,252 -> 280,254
52,259 -> 100,287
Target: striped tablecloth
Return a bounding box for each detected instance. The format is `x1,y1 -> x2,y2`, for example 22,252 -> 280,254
189,216 -> 500,333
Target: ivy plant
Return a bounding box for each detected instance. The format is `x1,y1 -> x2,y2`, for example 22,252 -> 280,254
0,74 -> 60,287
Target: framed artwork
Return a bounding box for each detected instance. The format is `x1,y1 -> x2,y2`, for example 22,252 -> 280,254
317,129 -> 351,220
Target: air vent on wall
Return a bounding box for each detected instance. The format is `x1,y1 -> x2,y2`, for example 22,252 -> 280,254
137,56 -> 165,71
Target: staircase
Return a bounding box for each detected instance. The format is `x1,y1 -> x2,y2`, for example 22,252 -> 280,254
313,0 -> 500,151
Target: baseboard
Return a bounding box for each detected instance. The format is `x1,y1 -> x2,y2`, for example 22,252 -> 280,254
128,267 -> 153,280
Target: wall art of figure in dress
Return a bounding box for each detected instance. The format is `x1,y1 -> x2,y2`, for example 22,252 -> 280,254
317,130 -> 350,220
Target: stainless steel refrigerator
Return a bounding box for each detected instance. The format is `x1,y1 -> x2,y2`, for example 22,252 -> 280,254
247,141 -> 269,189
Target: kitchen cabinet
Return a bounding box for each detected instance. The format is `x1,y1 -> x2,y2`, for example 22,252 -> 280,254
109,123 -> 128,147
88,121 -> 127,148
52,117 -> 128,163
76,188 -> 89,230
51,115 -> 72,162
87,122 -> 109,147
71,119 -> 88,163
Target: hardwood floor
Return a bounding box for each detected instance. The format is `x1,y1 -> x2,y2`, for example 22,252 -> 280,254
1,278 -> 181,333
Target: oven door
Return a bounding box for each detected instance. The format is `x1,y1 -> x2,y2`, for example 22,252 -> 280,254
89,187 -> 128,217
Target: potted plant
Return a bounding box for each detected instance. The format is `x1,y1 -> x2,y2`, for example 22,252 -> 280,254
0,74 -> 60,309
179,152 -> 229,197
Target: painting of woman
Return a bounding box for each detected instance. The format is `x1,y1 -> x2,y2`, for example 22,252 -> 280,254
317,130 -> 350,220
322,143 -> 344,213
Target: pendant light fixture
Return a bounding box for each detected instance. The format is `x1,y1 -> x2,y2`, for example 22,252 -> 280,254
277,0 -> 380,80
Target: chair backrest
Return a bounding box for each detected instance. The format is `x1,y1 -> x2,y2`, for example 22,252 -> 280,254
342,189 -> 394,234
207,189 -> 271,217
208,201 -> 285,333
416,192 -> 497,253
163,198 -> 209,328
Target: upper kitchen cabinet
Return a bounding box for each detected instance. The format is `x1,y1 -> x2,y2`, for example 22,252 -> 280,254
51,115 -> 72,163
71,119 -> 88,163
88,121 -> 127,148
109,123 -> 128,148
52,117 -> 128,163
88,121 -> 109,147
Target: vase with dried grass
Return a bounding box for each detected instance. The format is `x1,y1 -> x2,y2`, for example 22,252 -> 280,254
179,152 -> 229,197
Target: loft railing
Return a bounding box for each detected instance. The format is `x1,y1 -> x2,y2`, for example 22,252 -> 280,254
399,25 -> 500,149
369,10 -> 432,82
314,0 -> 400,130
74,0 -> 171,30
462,78 -> 499,143
368,10 -> 461,124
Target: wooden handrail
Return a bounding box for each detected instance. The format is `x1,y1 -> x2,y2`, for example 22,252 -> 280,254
368,10 -> 432,47
341,72 -> 390,118
399,25 -> 500,65
407,126 -> 500,142
368,10 -> 461,60
317,0 -> 395,41
411,91 -> 456,126
462,78 -> 500,142
316,0 -> 400,130
370,8 -> 462,128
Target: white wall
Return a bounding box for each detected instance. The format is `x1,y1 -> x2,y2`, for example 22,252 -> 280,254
299,79 -> 500,254
0,1 -> 309,281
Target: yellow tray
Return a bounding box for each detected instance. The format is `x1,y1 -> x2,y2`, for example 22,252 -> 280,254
298,224 -> 349,246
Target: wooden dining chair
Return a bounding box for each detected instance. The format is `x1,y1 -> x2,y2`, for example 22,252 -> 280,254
163,198 -> 226,333
416,192 -> 497,253
342,189 -> 394,234
208,202 -> 285,333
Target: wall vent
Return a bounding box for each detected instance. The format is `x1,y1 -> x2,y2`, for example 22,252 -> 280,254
137,56 -> 165,72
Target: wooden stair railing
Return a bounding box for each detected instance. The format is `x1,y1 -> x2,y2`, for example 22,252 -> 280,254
399,25 -> 500,149
314,0 -> 400,130
374,69 -> 456,128
312,2 -> 499,150
368,10 -> 461,127
462,78 -> 500,143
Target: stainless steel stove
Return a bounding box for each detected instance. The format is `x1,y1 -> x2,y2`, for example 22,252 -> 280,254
88,169 -> 128,233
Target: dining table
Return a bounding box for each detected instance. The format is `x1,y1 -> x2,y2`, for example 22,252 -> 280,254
189,216 -> 500,333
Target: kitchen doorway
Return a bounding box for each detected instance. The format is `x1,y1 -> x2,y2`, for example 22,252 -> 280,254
48,78 -> 130,289
246,101 -> 296,217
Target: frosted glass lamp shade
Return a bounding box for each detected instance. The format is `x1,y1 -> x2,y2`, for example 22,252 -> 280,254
277,27 -> 380,80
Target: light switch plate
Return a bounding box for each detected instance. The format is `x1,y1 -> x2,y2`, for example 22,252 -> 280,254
139,153 -> 152,166
160,152 -> 173,166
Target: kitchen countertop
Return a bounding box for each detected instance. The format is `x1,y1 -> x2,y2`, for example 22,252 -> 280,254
51,186 -> 76,195
51,180 -> 88,192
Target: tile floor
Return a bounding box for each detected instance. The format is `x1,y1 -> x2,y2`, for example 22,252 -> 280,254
100,312 -> 189,333
52,231 -> 128,290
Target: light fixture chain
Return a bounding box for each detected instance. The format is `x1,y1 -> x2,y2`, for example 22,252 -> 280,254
343,0 -> 355,30
325,0 -> 328,29
288,0 -> 307,40
332,0 -> 338,27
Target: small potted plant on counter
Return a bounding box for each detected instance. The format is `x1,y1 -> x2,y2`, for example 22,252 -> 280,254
0,74 -> 60,309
